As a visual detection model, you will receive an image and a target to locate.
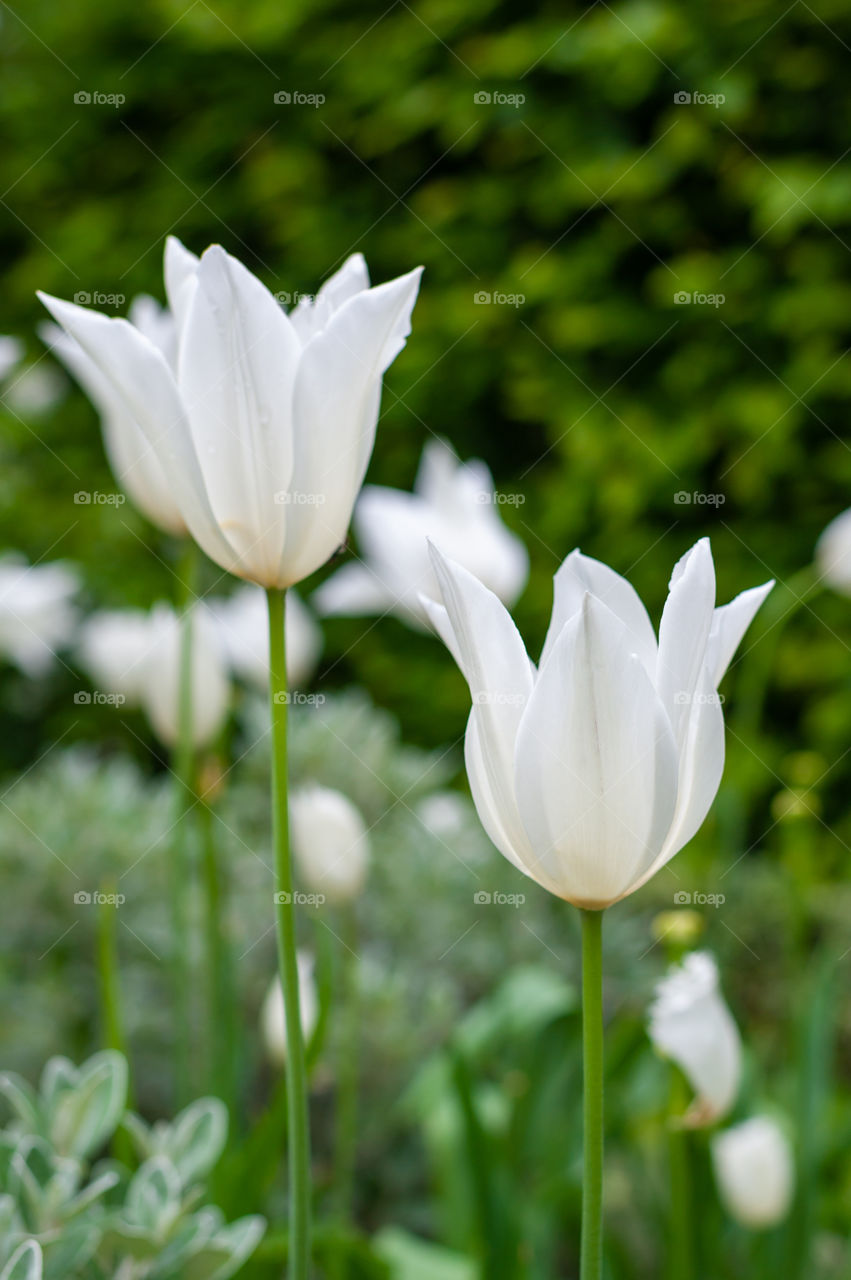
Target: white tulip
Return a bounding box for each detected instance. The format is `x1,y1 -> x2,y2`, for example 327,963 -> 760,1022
262,952 -> 319,1066
314,438 -> 528,626
40,241 -> 422,588
422,538 -> 772,908
712,1117 -> 794,1228
648,951 -> 742,1125
78,602 -> 230,748
0,556 -> 78,676
290,785 -> 369,904
209,584 -> 322,692
815,507 -> 851,594
41,285 -> 188,536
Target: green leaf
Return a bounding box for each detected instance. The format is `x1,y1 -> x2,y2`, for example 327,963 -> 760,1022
49,1053 -> 127,1160
167,1100 -> 228,1186
373,1228 -> 476,1280
0,1077 -> 41,1137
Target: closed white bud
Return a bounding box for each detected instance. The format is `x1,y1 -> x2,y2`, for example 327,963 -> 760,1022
262,952 -> 319,1066
290,785 -> 369,904
712,1117 -> 794,1229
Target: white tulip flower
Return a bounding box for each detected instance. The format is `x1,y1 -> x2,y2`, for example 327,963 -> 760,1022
40,241 -> 422,588
423,538 -> 772,909
42,287 -> 187,536
712,1117 -> 794,1229
648,951 -> 742,1125
815,507 -> 851,594
314,438 -> 529,626
262,952 -> 319,1066
0,556 -> 79,677
78,602 -> 230,748
290,785 -> 369,904
209,584 -> 322,692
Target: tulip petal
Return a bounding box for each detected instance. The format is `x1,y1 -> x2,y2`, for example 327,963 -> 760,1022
540,549 -> 657,674
515,595 -> 678,907
37,293 -> 239,573
178,245 -> 301,581
164,235 -> 200,334
427,544 -> 536,869
656,539 -> 716,746
313,561 -> 392,617
289,254 -> 371,342
629,662 -> 725,892
706,580 -> 774,685
281,267 -> 422,584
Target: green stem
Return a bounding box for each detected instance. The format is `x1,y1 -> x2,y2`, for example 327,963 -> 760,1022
171,540 -> 198,1106
198,789 -> 235,1109
267,586 -> 312,1280
667,1070 -> 692,1280
332,912 -> 360,1246
96,876 -> 133,1163
580,908 -> 604,1280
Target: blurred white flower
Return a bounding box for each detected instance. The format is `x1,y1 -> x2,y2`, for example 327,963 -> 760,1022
209,585 -> 322,692
40,240 -> 422,587
0,556 -> 79,676
314,438 -> 529,626
648,951 -> 742,1125
0,336 -> 24,381
290,785 -> 369,904
423,538 -> 773,908
41,285 -> 187,536
417,790 -> 470,839
815,507 -> 851,594
2,362 -> 66,417
262,952 -> 319,1066
78,602 -> 230,748
712,1117 -> 794,1229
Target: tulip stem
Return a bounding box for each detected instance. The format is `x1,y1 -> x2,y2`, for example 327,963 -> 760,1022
267,586 -> 312,1280
667,1070 -> 692,1280
332,911 -> 360,1250
172,540 -> 199,1106
197,786 -> 235,1110
96,875 -> 134,1165
580,907 -> 604,1280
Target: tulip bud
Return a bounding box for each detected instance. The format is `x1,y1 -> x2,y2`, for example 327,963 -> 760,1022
262,952 -> 319,1066
712,1117 -> 794,1228
648,951 -> 741,1126
141,605 -> 230,749
290,786 -> 369,905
